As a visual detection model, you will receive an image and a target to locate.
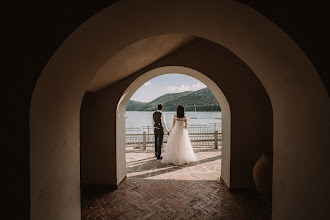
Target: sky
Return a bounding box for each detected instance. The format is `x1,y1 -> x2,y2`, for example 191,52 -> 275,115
130,74 -> 207,102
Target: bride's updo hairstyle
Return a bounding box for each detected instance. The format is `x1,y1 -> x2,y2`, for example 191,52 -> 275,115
177,105 -> 185,118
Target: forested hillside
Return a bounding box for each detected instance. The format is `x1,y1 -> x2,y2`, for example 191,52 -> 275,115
126,100 -> 146,111
127,88 -> 221,111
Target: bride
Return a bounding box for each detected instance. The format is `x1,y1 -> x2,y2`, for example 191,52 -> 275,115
161,105 -> 197,165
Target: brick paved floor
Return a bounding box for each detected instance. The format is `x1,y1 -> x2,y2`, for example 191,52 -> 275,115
81,147 -> 262,219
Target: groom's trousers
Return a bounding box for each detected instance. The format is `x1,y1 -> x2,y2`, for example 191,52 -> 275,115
154,128 -> 164,157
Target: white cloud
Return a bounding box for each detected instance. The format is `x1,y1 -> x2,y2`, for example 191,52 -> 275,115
166,84 -> 191,92
143,81 -> 152,86
191,82 -> 206,90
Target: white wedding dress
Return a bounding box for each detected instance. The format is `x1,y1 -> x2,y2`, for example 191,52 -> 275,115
161,116 -> 197,165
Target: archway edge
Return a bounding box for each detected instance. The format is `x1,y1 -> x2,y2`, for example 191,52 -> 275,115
116,66 -> 231,187
30,0 -> 330,219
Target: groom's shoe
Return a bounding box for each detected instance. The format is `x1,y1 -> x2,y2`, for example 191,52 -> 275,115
157,156 -> 163,159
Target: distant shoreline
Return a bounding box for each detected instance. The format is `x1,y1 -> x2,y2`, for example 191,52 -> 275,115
125,111 -> 222,128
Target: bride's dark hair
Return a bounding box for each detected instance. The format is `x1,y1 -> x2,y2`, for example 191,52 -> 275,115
177,105 -> 185,118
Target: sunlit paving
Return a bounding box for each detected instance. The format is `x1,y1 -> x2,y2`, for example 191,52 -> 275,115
126,147 -> 221,180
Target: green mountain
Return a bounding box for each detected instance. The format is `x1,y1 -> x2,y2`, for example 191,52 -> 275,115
126,100 -> 146,111
127,88 -> 221,111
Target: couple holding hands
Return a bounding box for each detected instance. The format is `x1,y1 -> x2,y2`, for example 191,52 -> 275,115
152,104 -> 197,165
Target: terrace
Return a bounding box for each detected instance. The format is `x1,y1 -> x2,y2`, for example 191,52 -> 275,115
81,124 -> 271,219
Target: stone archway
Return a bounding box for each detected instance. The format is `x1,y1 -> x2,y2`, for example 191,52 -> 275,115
30,1 -> 329,219
116,66 -> 231,185
80,37 -> 273,193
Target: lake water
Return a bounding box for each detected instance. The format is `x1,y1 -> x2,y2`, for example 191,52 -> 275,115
125,111 -> 221,129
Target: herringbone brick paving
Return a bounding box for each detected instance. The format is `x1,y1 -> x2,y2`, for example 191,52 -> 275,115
81,179 -> 258,219
81,147 -> 260,219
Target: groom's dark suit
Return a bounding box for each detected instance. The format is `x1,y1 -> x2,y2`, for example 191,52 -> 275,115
153,111 -> 165,159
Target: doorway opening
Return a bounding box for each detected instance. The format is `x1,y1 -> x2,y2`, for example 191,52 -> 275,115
125,73 -> 222,180
116,67 -> 231,185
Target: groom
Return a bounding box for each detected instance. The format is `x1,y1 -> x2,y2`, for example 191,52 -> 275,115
152,104 -> 169,159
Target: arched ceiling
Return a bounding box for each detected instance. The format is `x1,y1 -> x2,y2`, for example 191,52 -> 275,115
87,34 -> 195,91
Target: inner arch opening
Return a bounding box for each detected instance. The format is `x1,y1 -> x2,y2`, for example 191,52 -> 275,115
125,73 -> 223,180
116,66 -> 231,185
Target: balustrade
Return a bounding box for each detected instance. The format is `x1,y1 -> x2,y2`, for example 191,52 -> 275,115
125,123 -> 222,149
